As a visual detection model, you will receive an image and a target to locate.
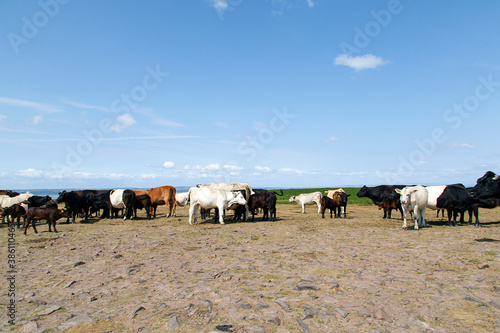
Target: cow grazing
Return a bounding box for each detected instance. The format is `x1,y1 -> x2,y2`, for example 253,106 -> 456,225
2,204 -> 27,227
188,187 -> 247,225
289,191 -> 322,214
110,189 -> 136,220
176,192 -> 190,207
395,185 -> 429,230
24,207 -> 69,235
248,189 -> 281,222
469,171 -> 500,200
134,194 -> 151,219
357,185 -> 405,219
148,186 -> 177,218
88,191 -> 112,218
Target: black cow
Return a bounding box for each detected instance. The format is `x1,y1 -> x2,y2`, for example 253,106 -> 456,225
89,191 -> 112,218
247,189 -> 281,222
25,195 -> 53,208
437,184 -> 497,227
55,190 -> 90,223
134,194 -> 151,219
320,196 -> 337,218
469,171 -> 500,200
356,185 -> 405,219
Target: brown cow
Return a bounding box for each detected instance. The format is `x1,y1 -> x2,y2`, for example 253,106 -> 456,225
2,203 -> 27,227
24,207 -> 69,235
148,186 -> 176,218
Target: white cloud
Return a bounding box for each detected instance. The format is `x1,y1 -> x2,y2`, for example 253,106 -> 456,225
27,115 -> 43,125
324,136 -> 339,144
334,54 -> 388,71
109,113 -> 137,132
202,163 -> 220,171
306,0 -> 315,8
163,161 -> 175,169
16,168 -> 43,178
213,121 -> 231,128
223,164 -> 243,171
0,114 -> 7,122
451,143 -> 476,149
279,167 -> 304,174
255,165 -> 272,172
210,0 -> 228,12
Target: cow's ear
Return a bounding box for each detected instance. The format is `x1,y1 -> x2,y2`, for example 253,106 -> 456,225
494,174 -> 499,181
346,194 -> 351,197
395,189 -> 402,194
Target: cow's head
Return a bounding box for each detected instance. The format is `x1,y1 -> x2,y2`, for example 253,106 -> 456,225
468,171 -> 500,199
229,191 -> 247,207
356,186 -> 369,198
288,196 -> 296,202
55,191 -> 68,203
395,187 -> 416,206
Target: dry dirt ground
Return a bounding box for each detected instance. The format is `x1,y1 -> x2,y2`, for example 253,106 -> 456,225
1,203 -> 500,333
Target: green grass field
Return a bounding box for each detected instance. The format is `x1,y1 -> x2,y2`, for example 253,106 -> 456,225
268,187 -> 373,206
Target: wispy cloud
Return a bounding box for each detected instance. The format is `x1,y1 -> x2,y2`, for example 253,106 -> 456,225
451,143 -> 476,149
323,136 -> 339,144
109,113 -> 137,132
334,54 -> 388,71
59,98 -> 110,112
27,115 -> 43,125
0,114 -> 6,122
0,97 -> 64,113
163,161 -> 175,169
255,165 -> 272,172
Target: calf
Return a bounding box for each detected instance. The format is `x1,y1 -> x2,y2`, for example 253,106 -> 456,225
24,207 -> 69,235
289,192 -> 322,214
395,185 -> 428,230
320,196 -> 337,218
2,204 -> 27,227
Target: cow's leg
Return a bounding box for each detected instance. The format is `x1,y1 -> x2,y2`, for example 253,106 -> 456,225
217,205 -> 225,224
188,204 -> 198,225
53,220 -> 58,233
301,203 -> 306,214
382,208 -> 388,219
24,219 -> 31,235
32,219 -> 38,234
401,209 -> 408,230
317,201 -> 321,214
413,209 -> 419,230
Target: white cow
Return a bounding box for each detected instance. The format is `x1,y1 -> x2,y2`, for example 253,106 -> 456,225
395,185 -> 429,230
188,187 -> 247,225
289,191 -> 322,214
110,189 -> 135,220
197,183 -> 254,221
176,192 -> 190,207
0,192 -> 33,209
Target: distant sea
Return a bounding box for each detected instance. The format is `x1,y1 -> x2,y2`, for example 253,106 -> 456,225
13,186 -> 193,199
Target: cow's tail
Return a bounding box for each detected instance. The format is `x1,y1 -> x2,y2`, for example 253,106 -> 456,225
271,189 -> 284,196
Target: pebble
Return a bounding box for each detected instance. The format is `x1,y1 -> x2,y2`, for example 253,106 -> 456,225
130,305 -> 145,319
296,318 -> 310,333
335,307 -> 349,318
22,321 -> 38,333
275,300 -> 292,313
168,315 -> 180,329
294,283 -> 320,291
56,314 -> 95,330
478,263 -> 489,269
37,305 -> 61,316
465,295 -> 483,303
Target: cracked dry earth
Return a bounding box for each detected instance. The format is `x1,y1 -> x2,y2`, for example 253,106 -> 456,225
2,204 -> 500,333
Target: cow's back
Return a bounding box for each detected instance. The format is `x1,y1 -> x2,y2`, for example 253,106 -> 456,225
149,186 -> 176,204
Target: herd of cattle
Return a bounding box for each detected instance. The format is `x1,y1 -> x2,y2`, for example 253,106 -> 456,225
1,171 -> 499,234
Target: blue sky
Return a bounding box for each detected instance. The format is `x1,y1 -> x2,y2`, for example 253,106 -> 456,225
1,0 -> 499,190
